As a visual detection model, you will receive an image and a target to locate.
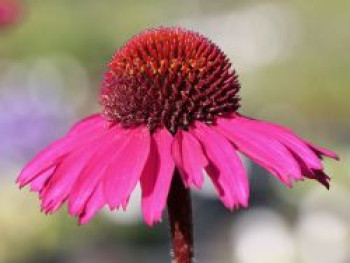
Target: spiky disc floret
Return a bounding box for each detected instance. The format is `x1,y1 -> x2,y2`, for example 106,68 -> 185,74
100,27 -> 240,133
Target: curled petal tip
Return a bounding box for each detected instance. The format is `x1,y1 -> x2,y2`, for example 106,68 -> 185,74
331,153 -> 340,161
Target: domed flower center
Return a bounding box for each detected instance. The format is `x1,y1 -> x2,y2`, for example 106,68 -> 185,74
100,27 -> 240,133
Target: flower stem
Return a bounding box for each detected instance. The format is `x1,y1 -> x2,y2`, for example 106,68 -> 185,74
167,169 -> 194,263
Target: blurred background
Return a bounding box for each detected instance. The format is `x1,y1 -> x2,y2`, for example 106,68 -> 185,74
0,0 -> 349,262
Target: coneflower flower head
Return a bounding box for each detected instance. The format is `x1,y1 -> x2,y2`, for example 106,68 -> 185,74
101,27 -> 240,133
17,27 -> 338,226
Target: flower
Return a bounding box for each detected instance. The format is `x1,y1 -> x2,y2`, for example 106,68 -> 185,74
0,0 -> 21,28
0,60 -> 75,167
17,27 -> 338,225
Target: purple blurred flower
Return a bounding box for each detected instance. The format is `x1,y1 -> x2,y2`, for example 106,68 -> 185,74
0,61 -> 76,167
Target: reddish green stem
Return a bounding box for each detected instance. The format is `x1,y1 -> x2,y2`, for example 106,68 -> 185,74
167,170 -> 194,263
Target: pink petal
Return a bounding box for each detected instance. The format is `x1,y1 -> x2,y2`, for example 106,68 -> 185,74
29,166 -> 56,192
297,157 -> 331,189
171,131 -> 185,181
78,183 -> 105,225
234,115 -> 324,170
308,143 -> 339,160
103,126 -> 150,209
68,128 -> 129,216
17,115 -> 107,187
230,114 -> 337,188
191,121 -> 249,208
140,128 -> 175,225
235,114 -> 338,161
17,138 -> 70,187
67,114 -> 104,136
172,129 -> 207,188
216,116 -> 302,186
40,128 -> 113,213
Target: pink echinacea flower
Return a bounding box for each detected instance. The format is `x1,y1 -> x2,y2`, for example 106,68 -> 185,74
17,27 -> 338,227
0,0 -> 20,28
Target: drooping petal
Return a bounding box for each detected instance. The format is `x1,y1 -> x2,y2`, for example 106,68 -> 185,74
191,121 -> 249,208
216,116 -> 303,186
234,114 -> 324,170
17,114 -> 106,187
309,170 -> 331,189
78,183 -> 105,225
103,126 -> 150,210
29,166 -> 56,192
296,155 -> 331,189
171,131 -> 185,179
67,127 -> 129,216
172,129 -> 207,188
39,149 -> 90,213
140,128 -> 175,225
17,138 -> 70,187
225,114 -> 337,188
308,143 -> 339,160
40,127 -> 115,213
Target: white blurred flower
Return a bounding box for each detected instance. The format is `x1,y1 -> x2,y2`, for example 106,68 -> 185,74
231,208 -> 296,263
296,211 -> 348,263
296,186 -> 350,263
178,3 -> 300,72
